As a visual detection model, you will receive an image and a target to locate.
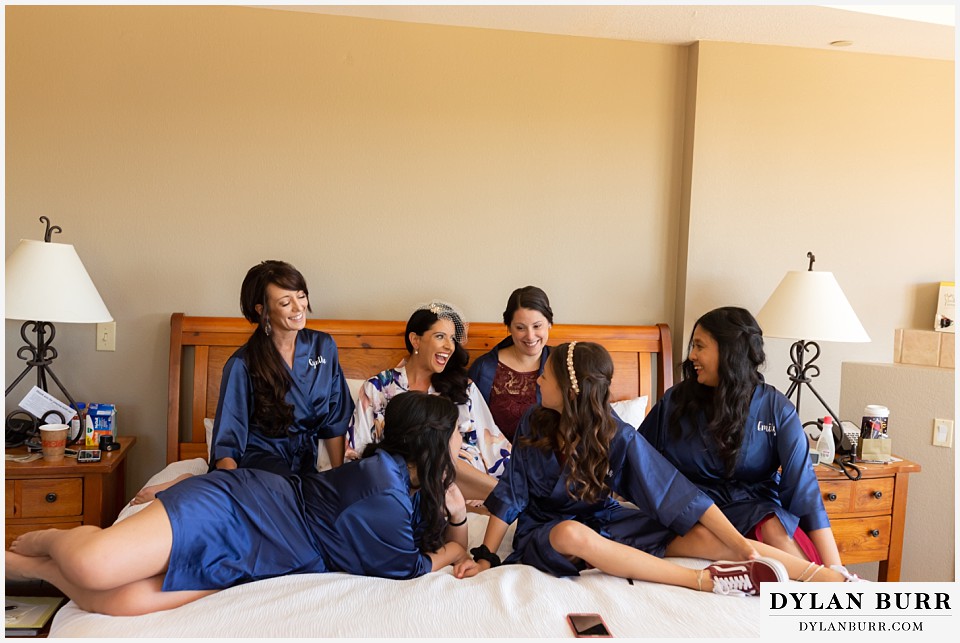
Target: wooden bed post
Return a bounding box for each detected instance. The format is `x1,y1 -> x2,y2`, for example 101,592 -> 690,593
166,313 -> 185,464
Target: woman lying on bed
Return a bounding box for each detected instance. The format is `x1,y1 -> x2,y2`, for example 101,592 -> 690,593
638,307 -> 857,581
132,260 -> 354,504
454,342 -> 859,596
6,392 -> 470,616
348,300 -> 511,502
468,285 -> 554,441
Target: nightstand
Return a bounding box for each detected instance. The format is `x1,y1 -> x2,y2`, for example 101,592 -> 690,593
815,456 -> 920,581
5,436 -> 136,549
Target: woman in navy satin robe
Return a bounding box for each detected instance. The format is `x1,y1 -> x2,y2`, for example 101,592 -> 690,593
454,342 -> 855,593
638,307 -> 850,577
131,261 -> 354,505
208,260 -> 354,475
6,392 -> 472,616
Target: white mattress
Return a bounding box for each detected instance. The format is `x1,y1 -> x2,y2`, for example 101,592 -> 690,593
50,459 -> 763,638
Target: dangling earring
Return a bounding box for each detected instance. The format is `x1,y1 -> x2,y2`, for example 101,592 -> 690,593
415,349 -> 419,355
263,318 -> 272,337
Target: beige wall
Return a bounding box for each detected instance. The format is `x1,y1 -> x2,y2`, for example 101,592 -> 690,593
5,6 -> 955,580
840,362 -> 954,581
5,6 -> 686,491
681,41 -> 954,425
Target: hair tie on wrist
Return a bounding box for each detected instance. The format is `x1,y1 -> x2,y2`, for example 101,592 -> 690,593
448,516 -> 467,527
470,544 -> 501,567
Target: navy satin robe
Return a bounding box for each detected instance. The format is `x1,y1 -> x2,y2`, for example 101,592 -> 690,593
638,382 -> 829,537
485,410 -> 713,576
158,450 -> 432,591
209,329 -> 355,475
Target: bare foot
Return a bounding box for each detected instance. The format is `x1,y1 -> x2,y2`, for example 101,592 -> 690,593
5,550 -> 50,581
10,528 -> 61,557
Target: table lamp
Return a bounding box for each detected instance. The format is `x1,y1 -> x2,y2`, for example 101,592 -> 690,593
5,217 -> 112,439
755,252 -> 869,427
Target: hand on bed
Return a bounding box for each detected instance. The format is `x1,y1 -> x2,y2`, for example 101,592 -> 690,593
453,558 -> 490,579
129,473 -> 193,505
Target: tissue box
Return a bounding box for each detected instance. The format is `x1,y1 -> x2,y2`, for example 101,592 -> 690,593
935,281 -> 954,332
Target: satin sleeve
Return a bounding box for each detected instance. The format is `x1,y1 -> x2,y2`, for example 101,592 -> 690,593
349,378 -> 387,453
483,412 -> 532,525
613,425 -> 713,535
209,355 -> 253,467
332,489 -> 432,580
775,403 -> 830,532
316,345 -> 355,439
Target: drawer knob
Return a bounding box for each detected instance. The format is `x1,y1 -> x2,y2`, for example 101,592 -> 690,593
870,529 -> 880,537
827,493 -> 837,502
873,491 -> 883,499
45,493 -> 58,503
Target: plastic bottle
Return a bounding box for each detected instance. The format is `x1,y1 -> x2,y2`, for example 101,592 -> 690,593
70,403 -> 86,441
817,416 -> 835,466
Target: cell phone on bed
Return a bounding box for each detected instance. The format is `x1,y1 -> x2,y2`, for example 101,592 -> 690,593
566,613 -> 612,638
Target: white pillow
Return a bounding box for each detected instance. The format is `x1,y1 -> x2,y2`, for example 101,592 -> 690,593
346,378 -> 365,403
611,396 -> 649,429
115,457 -> 208,523
204,417 -> 215,460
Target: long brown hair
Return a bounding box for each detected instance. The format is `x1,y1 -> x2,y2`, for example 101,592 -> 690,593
521,342 -> 617,503
361,391 -> 458,553
238,260 -> 311,437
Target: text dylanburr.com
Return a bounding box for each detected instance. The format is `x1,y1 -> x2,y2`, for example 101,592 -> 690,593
762,583 -> 956,639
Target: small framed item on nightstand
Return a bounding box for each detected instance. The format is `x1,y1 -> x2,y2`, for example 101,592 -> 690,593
77,449 -> 102,463
935,281 -> 954,332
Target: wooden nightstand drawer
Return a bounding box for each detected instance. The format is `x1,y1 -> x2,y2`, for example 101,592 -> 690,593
830,516 -> 892,564
7,479 -> 84,519
851,478 -> 894,513
819,479 -> 853,511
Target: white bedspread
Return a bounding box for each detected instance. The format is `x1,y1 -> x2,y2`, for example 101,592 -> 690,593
50,459 -> 764,638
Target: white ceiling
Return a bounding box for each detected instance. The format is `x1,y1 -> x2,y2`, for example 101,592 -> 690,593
264,4 -> 955,61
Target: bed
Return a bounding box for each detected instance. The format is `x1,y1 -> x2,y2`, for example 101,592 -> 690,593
49,314 -> 766,637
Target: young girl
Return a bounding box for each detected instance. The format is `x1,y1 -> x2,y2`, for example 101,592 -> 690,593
6,392 -> 470,616
455,342 -> 857,594
639,306 -> 853,579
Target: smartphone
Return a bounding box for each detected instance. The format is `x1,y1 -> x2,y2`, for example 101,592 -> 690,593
566,613 -> 612,638
77,449 -> 102,463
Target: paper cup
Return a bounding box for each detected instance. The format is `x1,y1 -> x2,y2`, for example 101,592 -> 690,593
39,423 -> 69,462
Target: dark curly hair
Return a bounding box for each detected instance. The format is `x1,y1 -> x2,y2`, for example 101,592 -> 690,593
404,308 -> 470,405
668,307 -> 764,475
361,391 -> 458,553
238,260 -> 311,438
521,342 -> 617,504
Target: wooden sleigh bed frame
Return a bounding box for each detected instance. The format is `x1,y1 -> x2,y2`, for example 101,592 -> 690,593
49,313 -> 776,637
166,313 -> 674,464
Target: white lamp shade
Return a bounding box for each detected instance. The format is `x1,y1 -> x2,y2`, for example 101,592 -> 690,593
756,270 -> 869,343
5,239 -> 113,324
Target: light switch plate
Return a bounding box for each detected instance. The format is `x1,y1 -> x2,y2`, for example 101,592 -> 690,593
932,418 -> 954,448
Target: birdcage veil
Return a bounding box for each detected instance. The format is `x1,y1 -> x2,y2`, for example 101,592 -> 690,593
414,300 -> 469,344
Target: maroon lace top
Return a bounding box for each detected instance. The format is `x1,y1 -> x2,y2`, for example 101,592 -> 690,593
488,361 -> 539,441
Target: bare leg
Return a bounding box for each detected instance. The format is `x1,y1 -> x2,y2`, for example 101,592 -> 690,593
757,518 -> 808,560
666,524 -> 846,583
453,459 -> 497,503
548,521 -> 710,591
8,501 -> 173,591
6,551 -> 214,616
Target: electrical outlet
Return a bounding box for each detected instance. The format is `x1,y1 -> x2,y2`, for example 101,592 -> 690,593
932,418 -> 954,448
96,322 -> 116,351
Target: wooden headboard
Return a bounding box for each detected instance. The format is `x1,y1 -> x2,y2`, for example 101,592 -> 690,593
166,314 -> 673,464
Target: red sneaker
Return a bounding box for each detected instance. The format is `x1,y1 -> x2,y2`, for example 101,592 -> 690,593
706,558 -> 787,596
